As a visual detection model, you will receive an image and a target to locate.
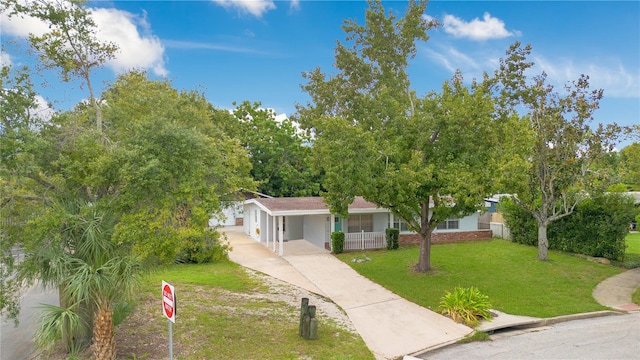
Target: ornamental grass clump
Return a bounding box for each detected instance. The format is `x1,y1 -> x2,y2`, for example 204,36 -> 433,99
439,287 -> 493,327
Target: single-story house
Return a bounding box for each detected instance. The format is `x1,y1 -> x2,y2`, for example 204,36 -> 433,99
209,190 -> 273,227
243,196 -> 491,255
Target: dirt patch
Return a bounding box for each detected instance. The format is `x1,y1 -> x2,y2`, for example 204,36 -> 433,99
29,268 -> 356,359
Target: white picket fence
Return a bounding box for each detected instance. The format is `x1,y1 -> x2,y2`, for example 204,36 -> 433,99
344,231 -> 386,251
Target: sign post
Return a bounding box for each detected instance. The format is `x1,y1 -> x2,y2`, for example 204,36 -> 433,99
162,281 -> 176,360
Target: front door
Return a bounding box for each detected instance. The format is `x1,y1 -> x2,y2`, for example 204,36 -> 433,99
334,215 -> 342,232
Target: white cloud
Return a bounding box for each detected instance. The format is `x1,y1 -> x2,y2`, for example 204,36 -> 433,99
443,12 -> 518,41
213,0 -> 276,17
289,0 -> 300,12
423,44 -> 481,75
0,1 -> 167,76
32,94 -> 55,122
90,8 -> 167,76
0,51 -> 12,67
532,56 -> 639,98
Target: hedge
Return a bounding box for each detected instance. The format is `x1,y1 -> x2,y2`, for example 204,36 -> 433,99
501,193 -> 637,261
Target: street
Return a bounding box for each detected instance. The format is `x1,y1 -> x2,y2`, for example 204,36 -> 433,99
1,284 -> 58,360
421,312 -> 640,360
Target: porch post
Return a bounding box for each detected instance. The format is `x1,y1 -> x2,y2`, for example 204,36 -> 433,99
266,214 -> 270,248
272,216 -> 277,253
278,216 -> 284,256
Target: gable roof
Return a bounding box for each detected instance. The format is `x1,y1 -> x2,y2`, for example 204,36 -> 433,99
245,196 -> 386,216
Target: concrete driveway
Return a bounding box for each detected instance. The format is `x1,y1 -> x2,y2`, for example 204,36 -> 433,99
223,226 -> 472,360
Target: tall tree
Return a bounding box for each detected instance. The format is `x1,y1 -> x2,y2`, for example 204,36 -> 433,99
232,101 -> 320,197
619,143 -> 640,190
297,0 -> 500,272
495,43 -> 619,261
3,71 -> 255,353
3,0 -> 118,132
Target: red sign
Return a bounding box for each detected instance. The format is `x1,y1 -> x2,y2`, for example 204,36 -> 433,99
162,281 -> 175,323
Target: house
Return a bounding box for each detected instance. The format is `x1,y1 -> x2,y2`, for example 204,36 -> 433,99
208,190 -> 273,227
243,196 -> 491,255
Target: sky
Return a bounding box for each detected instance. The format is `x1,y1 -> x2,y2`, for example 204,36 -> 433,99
1,0 -> 639,148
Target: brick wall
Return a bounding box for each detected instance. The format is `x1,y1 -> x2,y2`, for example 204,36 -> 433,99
399,230 -> 492,245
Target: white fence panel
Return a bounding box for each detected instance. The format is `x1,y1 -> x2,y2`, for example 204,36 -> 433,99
490,222 -> 512,240
344,231 -> 386,251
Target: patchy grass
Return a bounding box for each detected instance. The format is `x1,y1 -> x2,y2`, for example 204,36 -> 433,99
457,331 -> 491,344
633,287 -> 640,305
337,239 -> 622,318
112,260 -> 373,360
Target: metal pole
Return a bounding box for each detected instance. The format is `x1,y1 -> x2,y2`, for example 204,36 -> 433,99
169,320 -> 173,360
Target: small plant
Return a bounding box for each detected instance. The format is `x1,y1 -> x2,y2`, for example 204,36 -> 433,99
457,331 -> 491,343
385,228 -> 399,250
439,287 -> 492,327
331,231 -> 345,254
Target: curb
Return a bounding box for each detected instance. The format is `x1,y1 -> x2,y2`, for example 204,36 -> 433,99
533,310 -> 623,327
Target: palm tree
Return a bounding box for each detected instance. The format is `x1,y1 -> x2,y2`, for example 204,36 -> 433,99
25,199 -> 140,359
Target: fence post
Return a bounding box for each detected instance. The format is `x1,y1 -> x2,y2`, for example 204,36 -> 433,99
361,230 -> 364,250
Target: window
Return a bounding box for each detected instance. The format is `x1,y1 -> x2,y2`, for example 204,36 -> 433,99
347,214 -> 373,233
437,217 -> 459,230
390,218 -> 410,232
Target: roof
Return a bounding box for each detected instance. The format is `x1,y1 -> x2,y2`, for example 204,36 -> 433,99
244,196 -> 386,216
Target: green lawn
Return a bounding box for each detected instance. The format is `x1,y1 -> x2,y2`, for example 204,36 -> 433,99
118,261 -> 374,360
626,232 -> 640,254
336,239 -> 622,318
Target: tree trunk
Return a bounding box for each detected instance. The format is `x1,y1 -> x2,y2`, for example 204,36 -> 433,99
416,226 -> 433,273
416,202 -> 433,273
537,222 -> 549,261
93,306 -> 115,360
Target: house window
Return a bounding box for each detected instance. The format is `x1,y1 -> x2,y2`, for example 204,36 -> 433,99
390,218 -> 410,232
347,214 -> 373,233
437,217 -> 459,230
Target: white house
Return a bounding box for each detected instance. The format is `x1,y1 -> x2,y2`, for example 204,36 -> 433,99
243,196 -> 490,255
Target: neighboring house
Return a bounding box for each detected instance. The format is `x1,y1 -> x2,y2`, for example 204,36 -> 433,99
243,196 -> 491,255
209,190 -> 273,227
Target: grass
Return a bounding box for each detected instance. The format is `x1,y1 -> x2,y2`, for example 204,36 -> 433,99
631,233 -> 640,306
626,232 -> 640,254
336,239 -> 623,318
120,260 -> 374,360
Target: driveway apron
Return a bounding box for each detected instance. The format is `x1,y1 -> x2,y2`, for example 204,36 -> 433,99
224,227 -> 471,360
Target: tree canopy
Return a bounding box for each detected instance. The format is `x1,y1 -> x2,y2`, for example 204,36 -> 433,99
228,101 -> 321,197
297,0 -> 502,272
494,43 -> 620,260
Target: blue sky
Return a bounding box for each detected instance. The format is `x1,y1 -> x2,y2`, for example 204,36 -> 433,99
1,1 -> 639,148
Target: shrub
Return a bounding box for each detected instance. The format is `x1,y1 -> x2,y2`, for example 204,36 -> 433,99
385,228 -> 399,250
501,193 -> 636,261
439,287 -> 492,327
176,228 -> 230,263
331,231 -> 345,254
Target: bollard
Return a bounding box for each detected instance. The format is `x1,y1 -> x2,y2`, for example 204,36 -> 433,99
299,298 -> 309,337
299,299 -> 318,340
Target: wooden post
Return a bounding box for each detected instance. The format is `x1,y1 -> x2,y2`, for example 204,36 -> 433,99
299,298 -> 308,337
305,305 -> 316,340
309,318 -> 318,340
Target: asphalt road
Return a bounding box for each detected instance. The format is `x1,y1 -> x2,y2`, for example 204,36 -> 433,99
1,284 -> 58,360
420,312 -> 640,360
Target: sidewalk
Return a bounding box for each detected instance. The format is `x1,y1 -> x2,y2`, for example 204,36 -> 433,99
223,227 -> 472,360
592,267 -> 640,312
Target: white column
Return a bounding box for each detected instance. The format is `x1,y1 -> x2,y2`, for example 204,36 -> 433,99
278,216 -> 284,256
272,216 -> 277,253
266,214 -> 270,248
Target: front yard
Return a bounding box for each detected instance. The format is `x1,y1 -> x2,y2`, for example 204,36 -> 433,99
336,239 -> 623,318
